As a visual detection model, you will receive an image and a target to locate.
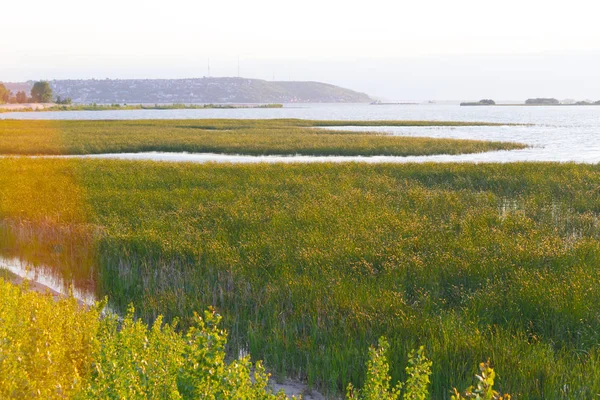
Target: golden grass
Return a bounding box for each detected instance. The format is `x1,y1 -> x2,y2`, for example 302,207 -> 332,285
0,119 -> 525,156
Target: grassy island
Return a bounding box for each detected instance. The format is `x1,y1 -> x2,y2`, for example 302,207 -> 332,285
0,119 -> 524,157
462,98 -> 600,107
460,99 -> 496,106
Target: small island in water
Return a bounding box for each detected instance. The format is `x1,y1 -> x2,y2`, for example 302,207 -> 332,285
461,97 -> 600,106
525,98 -> 560,105
460,99 -> 496,106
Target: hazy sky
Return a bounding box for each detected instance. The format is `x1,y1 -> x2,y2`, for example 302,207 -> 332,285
3,0 -> 600,100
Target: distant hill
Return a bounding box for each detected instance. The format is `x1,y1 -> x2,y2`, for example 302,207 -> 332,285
22,78 -> 372,104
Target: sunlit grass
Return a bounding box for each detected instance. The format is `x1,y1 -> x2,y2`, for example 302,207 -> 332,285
0,119 -> 525,156
0,158 -> 95,284
2,159 -> 600,397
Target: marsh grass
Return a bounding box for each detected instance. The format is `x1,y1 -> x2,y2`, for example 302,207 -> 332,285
2,160 -> 600,398
0,218 -> 99,286
0,157 -> 97,285
0,119 -> 525,156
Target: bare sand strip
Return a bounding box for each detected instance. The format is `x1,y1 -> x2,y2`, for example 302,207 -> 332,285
2,268 -> 63,300
0,103 -> 56,111
0,256 -> 95,305
271,380 -> 326,399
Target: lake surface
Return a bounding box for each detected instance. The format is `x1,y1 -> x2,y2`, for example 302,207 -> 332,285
3,103 -> 600,163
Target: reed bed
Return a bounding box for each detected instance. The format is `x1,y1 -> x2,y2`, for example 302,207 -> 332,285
0,119 -> 524,156
1,159 -> 600,398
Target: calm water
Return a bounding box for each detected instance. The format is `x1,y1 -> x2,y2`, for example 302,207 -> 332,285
3,103 -> 600,162
0,256 -> 96,305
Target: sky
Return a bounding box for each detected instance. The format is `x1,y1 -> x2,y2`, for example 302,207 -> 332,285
3,0 -> 600,100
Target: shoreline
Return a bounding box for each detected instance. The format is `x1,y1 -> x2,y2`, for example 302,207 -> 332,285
1,268 -> 64,301
0,103 -> 56,111
0,256 -> 95,306
0,103 -> 284,113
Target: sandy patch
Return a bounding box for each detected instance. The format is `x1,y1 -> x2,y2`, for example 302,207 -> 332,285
5,272 -> 64,300
271,379 -> 327,399
0,256 -> 97,309
0,103 -> 57,111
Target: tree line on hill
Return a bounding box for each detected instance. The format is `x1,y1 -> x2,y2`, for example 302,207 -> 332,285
0,81 -> 71,105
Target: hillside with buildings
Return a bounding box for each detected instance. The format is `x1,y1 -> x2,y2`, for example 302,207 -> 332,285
7,78 -> 372,104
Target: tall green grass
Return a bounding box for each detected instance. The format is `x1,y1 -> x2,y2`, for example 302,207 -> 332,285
0,119 -> 525,156
2,159 -> 600,398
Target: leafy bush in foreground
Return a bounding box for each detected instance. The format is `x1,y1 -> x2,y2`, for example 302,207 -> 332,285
0,279 -> 99,399
82,306 -> 288,400
347,338 -> 432,400
349,339 -> 510,400
0,279 -> 289,400
1,277 -> 512,400
451,361 -> 511,400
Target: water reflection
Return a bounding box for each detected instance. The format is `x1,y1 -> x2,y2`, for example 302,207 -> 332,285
47,147 -> 598,164
0,255 -> 96,305
321,125 -> 600,163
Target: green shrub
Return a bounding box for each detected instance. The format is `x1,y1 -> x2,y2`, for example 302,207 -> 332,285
347,337 -> 510,400
82,306 -> 290,399
0,278 -> 101,399
451,361 -> 511,400
346,338 -> 432,400
0,279 -> 292,400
